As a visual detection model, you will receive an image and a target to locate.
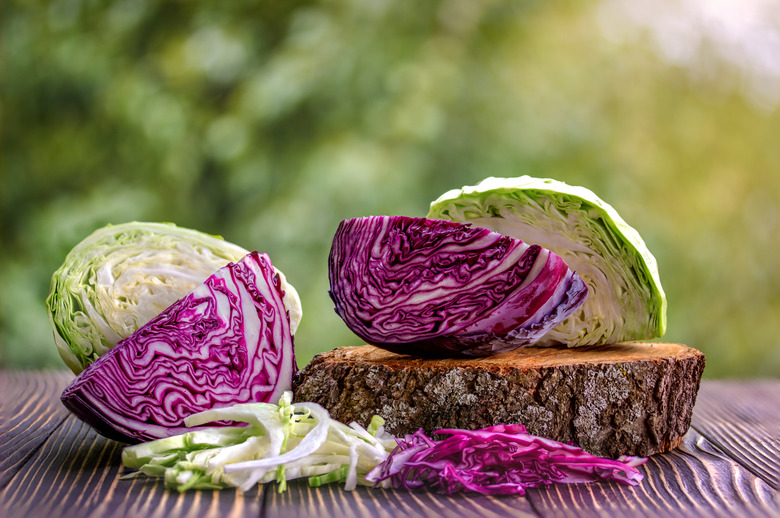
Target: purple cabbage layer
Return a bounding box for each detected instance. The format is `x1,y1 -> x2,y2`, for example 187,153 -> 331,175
328,216 -> 587,356
61,251 -> 297,443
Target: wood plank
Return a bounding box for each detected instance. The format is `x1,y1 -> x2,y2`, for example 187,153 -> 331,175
524,428 -> 778,518
3,373 -> 777,518
265,480 -> 539,518
0,370 -> 74,487
0,413 -> 266,518
690,379 -> 779,489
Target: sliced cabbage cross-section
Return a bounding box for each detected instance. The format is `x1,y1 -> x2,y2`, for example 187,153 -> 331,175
46,221 -> 301,374
428,176 -> 666,346
60,251 -> 297,444
328,215 -> 588,356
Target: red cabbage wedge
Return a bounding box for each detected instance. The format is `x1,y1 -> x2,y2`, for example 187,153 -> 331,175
328,216 -> 588,356
61,251 -> 297,443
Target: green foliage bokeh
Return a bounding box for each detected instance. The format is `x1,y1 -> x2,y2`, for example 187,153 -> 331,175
2,0 -> 779,378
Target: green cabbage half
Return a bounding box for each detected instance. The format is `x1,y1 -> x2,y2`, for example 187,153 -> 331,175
47,222 -> 302,374
428,176 -> 666,347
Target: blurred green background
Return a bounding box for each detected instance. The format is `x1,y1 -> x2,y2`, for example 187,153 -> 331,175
2,0 -> 778,378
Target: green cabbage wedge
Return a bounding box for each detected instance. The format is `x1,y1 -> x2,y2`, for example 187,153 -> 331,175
428,176 -> 666,347
47,222 -> 302,374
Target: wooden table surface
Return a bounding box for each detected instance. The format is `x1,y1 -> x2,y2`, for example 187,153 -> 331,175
1,371 -> 777,518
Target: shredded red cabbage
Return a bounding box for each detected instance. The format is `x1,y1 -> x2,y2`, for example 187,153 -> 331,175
366,424 -> 646,495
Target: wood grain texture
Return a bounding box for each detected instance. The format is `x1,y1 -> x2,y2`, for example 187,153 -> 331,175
0,370 -> 74,487
2,371 -> 778,518
0,413 -> 266,518
525,429 -> 778,518
292,343 -> 705,457
690,380 -> 779,490
265,479 -> 538,518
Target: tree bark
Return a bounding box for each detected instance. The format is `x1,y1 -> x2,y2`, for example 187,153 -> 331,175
292,342 -> 705,457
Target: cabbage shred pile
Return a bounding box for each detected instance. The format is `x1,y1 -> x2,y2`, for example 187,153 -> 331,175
367,424 -> 646,495
122,395 -> 646,495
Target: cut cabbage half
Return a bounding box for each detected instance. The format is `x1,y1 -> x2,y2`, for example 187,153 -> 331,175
428,176 -> 666,346
47,222 -> 302,374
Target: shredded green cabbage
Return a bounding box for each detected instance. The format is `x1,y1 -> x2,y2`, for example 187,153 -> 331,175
121,392 -> 397,493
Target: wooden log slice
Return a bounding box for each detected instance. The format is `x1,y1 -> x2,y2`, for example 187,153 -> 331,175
292,342 -> 705,458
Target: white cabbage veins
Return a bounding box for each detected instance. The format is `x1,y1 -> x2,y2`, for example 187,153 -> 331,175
61,252 -> 297,444
328,216 -> 588,356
